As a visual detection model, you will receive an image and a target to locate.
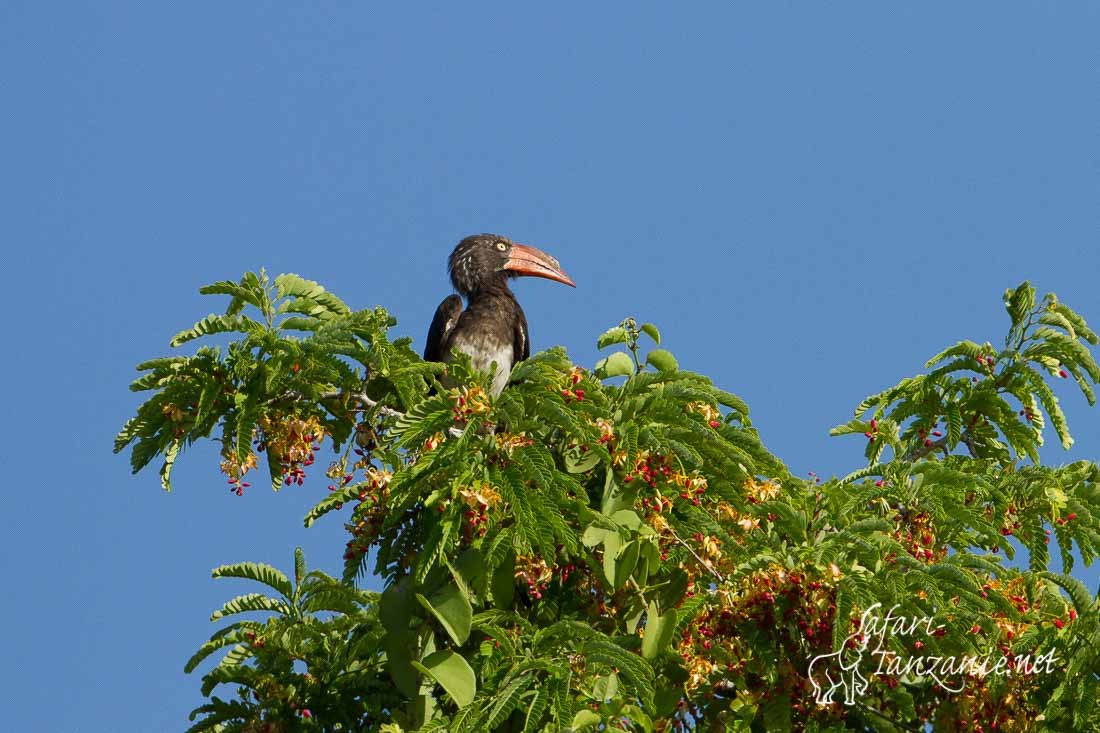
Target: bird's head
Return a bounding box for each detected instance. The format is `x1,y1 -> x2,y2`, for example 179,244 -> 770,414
448,234 -> 575,296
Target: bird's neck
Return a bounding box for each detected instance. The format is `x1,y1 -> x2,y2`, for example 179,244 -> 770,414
464,275 -> 514,301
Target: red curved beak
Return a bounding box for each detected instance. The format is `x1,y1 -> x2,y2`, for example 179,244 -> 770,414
503,243 -> 576,287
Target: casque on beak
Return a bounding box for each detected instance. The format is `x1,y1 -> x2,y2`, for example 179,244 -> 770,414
503,243 -> 576,287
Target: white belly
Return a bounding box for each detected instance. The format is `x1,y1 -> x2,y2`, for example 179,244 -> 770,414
449,332 -> 514,396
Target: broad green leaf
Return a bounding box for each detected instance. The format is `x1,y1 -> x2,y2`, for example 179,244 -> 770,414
640,322 -> 661,344
416,582 -> 473,646
603,533 -> 622,584
646,348 -> 678,372
569,709 -> 602,731
565,448 -> 601,474
490,552 -> 515,609
612,540 -> 639,589
597,326 -> 629,349
383,630 -> 419,698
596,351 -> 634,378
381,580 -> 418,633
593,671 -> 619,701
413,650 -> 476,708
641,602 -> 678,659
610,509 -> 642,530
582,525 -> 611,548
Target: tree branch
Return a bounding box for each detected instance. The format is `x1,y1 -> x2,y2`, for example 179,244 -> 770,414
906,435 -> 949,461
321,390 -> 465,438
668,527 -> 725,583
321,390 -> 405,420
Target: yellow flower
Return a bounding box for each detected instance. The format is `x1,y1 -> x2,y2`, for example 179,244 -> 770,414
716,502 -> 739,522
686,401 -> 721,424
648,513 -> 670,534
219,451 -> 259,480
701,535 -> 722,560
595,418 -> 615,440
745,477 -> 781,502
423,432 -> 445,452
452,385 -> 492,417
458,482 -> 501,509
494,432 -> 534,455
686,657 -> 718,692
366,467 -> 393,489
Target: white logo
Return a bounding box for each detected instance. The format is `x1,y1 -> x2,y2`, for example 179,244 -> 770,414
807,603 -> 1060,705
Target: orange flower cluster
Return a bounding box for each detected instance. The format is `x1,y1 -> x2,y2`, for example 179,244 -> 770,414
342,467 -> 393,561
458,481 -> 501,539
676,565 -> 839,706
624,451 -> 709,508
256,414 -> 324,487
514,554 -> 554,600
451,385 -> 491,421
744,476 -> 781,503
560,367 -> 587,402
423,431 -> 445,453
889,509 -> 947,563
686,400 -> 723,429
220,450 -> 259,496
493,432 -> 534,456
925,672 -> 1044,732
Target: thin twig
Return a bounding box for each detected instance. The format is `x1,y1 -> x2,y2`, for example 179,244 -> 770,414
322,390 -> 466,438
668,527 -> 725,583
321,390 -> 405,420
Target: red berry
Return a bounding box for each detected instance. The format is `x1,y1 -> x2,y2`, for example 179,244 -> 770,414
1059,369 -> 1069,378
1053,618 -> 1065,629
301,709 -> 312,718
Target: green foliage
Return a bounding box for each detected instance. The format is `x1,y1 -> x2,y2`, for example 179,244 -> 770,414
121,275 -> 1100,732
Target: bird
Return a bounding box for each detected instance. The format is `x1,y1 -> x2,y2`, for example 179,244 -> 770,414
424,234 -> 575,396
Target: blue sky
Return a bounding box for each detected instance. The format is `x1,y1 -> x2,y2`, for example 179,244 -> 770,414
3,3 -> 1098,730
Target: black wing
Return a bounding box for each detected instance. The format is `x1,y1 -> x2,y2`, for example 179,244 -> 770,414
424,294 -> 463,361
513,306 -> 530,362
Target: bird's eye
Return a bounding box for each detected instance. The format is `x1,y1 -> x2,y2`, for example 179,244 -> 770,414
495,241 -> 507,251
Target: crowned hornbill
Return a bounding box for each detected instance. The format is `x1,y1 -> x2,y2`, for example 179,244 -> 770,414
424,234 -> 575,396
